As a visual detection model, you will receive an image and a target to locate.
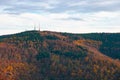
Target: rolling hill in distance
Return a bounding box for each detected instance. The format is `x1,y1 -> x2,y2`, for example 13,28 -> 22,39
0,30 -> 120,80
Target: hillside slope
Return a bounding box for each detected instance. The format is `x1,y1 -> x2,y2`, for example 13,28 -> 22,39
62,33 -> 120,59
0,31 -> 120,80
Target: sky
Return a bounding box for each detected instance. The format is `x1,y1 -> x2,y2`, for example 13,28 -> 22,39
0,0 -> 120,35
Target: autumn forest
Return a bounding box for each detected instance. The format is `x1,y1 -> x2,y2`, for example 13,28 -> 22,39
0,31 -> 120,80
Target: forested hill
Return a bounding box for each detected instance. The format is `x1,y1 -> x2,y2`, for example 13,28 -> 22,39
62,33 -> 120,59
0,30 -> 120,80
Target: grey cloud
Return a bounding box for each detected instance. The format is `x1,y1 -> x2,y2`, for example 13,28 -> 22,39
84,0 -> 120,12
48,0 -> 120,13
0,0 -> 120,14
57,17 -> 84,21
0,0 -> 13,5
4,5 -> 45,14
2,1 -> 54,14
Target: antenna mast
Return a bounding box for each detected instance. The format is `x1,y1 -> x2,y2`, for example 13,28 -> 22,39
34,24 -> 36,30
39,23 -> 40,32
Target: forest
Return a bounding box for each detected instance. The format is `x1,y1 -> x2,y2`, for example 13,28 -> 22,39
0,30 -> 120,80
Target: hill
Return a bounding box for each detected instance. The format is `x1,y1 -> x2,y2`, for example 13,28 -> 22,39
0,31 -> 120,80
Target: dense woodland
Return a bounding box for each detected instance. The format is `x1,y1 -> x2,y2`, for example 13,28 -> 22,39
0,31 -> 120,80
62,33 -> 120,59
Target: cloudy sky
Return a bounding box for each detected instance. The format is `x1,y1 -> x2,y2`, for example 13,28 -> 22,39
0,0 -> 120,35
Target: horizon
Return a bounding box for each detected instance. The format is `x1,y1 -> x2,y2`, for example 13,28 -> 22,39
0,29 -> 120,36
0,0 -> 120,35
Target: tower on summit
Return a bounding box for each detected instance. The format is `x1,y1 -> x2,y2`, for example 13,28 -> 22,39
39,24 -> 40,32
33,23 -> 41,32
34,24 -> 36,30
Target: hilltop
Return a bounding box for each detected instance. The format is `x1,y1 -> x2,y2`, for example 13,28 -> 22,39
0,30 -> 120,80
